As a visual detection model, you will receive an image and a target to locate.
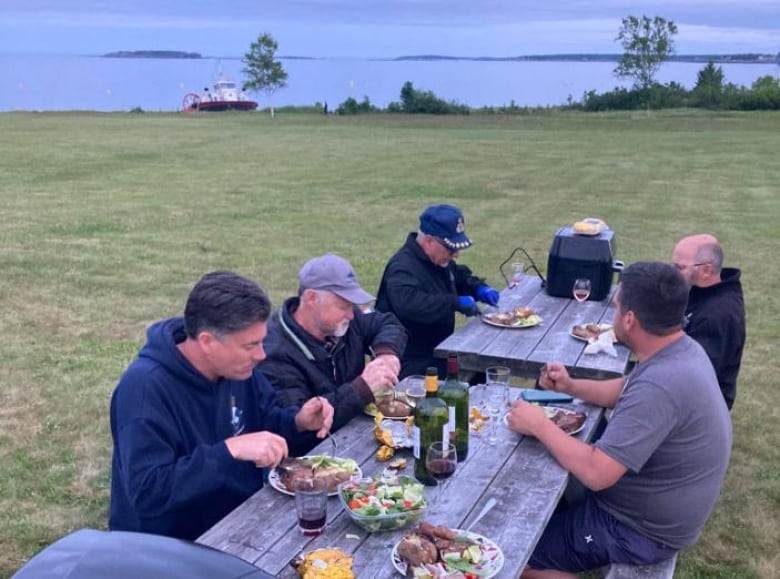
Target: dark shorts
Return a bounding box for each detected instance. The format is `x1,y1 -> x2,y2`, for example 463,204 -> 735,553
528,494 -> 678,573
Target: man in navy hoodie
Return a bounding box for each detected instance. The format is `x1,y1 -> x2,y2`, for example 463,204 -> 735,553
109,271 -> 334,540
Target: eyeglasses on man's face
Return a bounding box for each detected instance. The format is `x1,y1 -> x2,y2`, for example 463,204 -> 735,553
672,262 -> 709,272
433,237 -> 458,255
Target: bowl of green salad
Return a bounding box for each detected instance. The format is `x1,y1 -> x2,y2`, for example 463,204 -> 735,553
338,474 -> 427,532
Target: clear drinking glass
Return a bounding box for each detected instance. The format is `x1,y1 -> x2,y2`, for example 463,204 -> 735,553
485,366 -> 511,444
504,385 -> 518,410
573,278 -> 592,303
486,366 -> 511,388
294,478 -> 328,537
485,389 -> 505,445
402,375 -> 427,407
510,262 -> 525,288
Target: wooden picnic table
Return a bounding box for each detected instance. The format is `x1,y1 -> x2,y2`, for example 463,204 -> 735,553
435,275 -> 632,380
197,386 -> 604,578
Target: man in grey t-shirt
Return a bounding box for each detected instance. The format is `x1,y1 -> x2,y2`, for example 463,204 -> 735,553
507,262 -> 732,578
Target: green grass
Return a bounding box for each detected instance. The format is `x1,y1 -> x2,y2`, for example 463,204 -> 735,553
1,110 -> 778,578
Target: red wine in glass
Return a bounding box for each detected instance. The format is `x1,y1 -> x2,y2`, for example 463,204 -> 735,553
294,479 -> 328,536
426,441 -> 457,506
298,508 -> 326,536
427,458 -> 456,481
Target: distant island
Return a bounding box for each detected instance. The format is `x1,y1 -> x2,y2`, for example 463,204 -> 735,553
391,53 -> 780,64
99,50 -> 778,65
103,50 -> 201,59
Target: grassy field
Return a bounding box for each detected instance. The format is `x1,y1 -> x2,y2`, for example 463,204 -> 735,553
0,110 -> 778,578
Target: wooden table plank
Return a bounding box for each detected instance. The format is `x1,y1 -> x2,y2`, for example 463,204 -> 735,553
527,285 -> 618,375
570,291 -> 633,379
435,278 -> 544,364
436,275 -> 631,380
197,419 -> 377,571
198,386 -> 603,578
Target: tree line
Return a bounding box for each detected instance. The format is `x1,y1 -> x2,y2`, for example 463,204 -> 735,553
241,18 -> 780,116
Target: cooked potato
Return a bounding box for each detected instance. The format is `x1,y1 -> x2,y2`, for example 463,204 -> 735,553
376,396 -> 412,418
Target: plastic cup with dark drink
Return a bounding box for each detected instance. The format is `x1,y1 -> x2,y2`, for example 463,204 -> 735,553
294,478 -> 328,536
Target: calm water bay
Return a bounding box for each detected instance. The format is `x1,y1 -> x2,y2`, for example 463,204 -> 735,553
1,54 -> 777,112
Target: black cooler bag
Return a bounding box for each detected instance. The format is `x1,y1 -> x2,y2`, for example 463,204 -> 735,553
546,226 -> 623,301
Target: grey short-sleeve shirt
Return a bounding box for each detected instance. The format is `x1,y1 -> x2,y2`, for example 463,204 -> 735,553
595,335 -> 732,549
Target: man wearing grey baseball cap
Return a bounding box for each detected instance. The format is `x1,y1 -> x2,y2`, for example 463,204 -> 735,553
261,255 -> 407,442
376,204 -> 500,377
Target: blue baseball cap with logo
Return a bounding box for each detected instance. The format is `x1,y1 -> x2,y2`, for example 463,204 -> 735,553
298,254 -> 375,305
419,204 -> 473,250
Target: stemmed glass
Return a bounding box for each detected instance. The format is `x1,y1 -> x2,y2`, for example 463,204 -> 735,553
504,385 -> 518,411
573,278 -> 592,303
426,441 -> 457,506
486,367 -> 511,394
402,375 -> 426,408
510,262 -> 525,289
485,366 -> 511,444
485,389 -> 505,445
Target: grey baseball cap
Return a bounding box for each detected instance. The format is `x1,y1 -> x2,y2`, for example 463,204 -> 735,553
298,254 -> 375,305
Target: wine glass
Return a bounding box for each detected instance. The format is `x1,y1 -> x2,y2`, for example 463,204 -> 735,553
485,389 -> 505,445
486,366 -> 510,393
402,375 -> 426,408
504,385 -> 518,411
510,262 -> 525,289
573,278 -> 591,303
426,441 -> 457,506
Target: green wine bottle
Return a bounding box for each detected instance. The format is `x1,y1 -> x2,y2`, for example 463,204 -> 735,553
413,367 -> 449,486
438,353 -> 470,461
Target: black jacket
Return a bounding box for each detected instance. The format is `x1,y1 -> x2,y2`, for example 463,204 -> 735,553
685,267 -> 745,409
376,233 -> 484,377
260,297 -> 407,442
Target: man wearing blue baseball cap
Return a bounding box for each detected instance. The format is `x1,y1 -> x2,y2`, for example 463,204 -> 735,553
376,204 -> 500,377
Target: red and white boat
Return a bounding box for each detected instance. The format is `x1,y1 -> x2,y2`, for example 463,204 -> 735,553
182,76 -> 257,112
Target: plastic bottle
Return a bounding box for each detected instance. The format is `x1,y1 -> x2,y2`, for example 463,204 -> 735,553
413,367 -> 450,486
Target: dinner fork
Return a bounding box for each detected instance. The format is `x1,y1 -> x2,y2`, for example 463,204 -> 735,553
326,431 -> 339,457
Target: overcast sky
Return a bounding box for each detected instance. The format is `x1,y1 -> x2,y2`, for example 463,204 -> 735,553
2,1 -> 779,58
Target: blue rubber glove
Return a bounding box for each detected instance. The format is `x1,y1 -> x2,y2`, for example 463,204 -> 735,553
476,285 -> 500,306
458,296 -> 480,316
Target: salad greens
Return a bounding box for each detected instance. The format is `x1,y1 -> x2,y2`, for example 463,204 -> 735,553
302,455 -> 358,472
442,543 -> 489,575
341,475 -> 426,516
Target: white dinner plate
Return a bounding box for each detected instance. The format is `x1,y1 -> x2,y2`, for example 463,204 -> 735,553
481,313 -> 542,329
569,323 -> 616,343
364,401 -> 412,420
267,456 -> 362,497
504,406 -> 586,436
364,391 -> 413,419
392,529 -> 504,578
